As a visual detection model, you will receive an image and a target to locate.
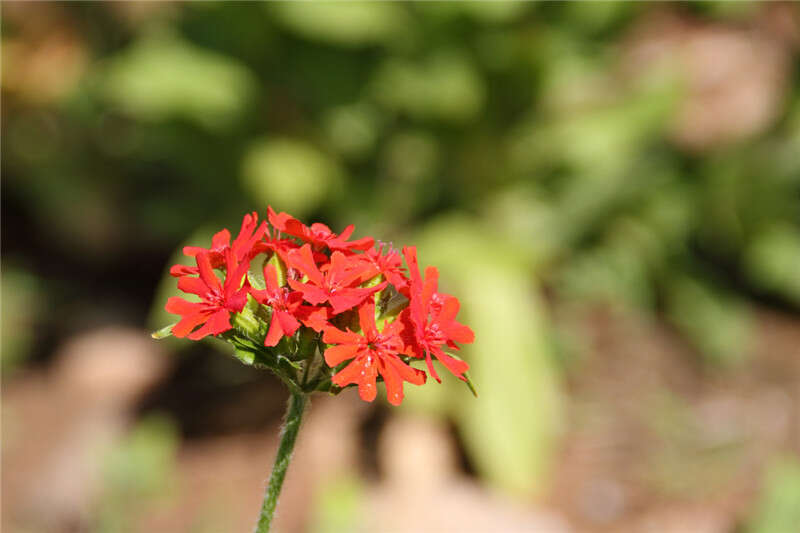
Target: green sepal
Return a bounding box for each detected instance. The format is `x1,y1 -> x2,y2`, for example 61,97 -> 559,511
376,287 -> 408,330
232,304 -> 263,339
296,328 -> 319,357
445,351 -> 478,397
462,372 -> 479,398
363,273 -> 384,289
232,345 -> 257,365
151,324 -> 176,339
247,252 -> 270,290
266,252 -> 288,287
277,354 -> 302,371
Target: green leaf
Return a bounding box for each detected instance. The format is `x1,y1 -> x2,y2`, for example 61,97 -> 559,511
100,31 -> 256,130
665,275 -> 752,367
271,2 -> 409,47
241,138 -> 343,218
414,215 -> 565,497
371,50 -> 485,123
745,455 -> 800,533
150,324 -> 175,340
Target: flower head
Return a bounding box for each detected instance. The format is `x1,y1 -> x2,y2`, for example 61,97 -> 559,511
166,250 -> 250,340
268,206 -> 373,253
171,212 -> 268,276
287,244 -> 386,314
323,302 -> 425,405
159,207 -> 474,406
401,246 -> 474,382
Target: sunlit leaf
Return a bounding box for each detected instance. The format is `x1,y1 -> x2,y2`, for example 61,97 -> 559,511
101,32 -> 256,129
271,2 -> 409,47
414,215 -> 564,496
241,138 -> 343,217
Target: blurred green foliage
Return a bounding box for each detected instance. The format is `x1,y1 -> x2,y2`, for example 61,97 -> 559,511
308,476 -> 364,533
745,456 -> 800,533
97,415 -> 178,533
410,216 -> 563,496
3,0 -> 799,500
1,265 -> 44,374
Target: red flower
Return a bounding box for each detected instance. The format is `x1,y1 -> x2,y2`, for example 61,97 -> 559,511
268,206 -> 373,252
358,244 -> 409,294
171,212 -> 268,276
166,250 -> 250,340
251,264 -> 304,347
401,247 -> 474,382
323,303 -> 426,405
286,244 -> 386,314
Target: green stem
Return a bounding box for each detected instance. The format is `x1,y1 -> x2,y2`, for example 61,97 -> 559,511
254,391 -> 308,533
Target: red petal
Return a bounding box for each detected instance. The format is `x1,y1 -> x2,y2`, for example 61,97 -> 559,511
324,343 -> 361,366
358,302 -> 378,340
379,359 -> 404,406
287,244 -> 324,286
223,252 -> 250,299
171,310 -> 212,338
327,252 -> 365,286
442,321 -> 475,344
267,206 -> 294,233
332,357 -> 370,388
182,245 -> 207,257
432,347 -> 469,379
329,284 -> 385,314
288,279 -> 329,305
231,212 -> 255,251
322,326 -> 363,345
421,266 -> 439,310
263,263 -> 281,293
436,294 -> 460,321
424,350 -> 441,383
165,296 -> 203,316
357,367 -> 378,402
296,305 -> 331,332
386,356 -> 427,385
177,277 -> 208,297
275,310 -> 300,337
337,224 -> 354,241
346,236 -> 374,251
196,253 -> 221,293
264,312 -> 285,347
211,228 -> 231,250
170,264 -> 198,277
187,309 -> 231,340
402,246 -> 422,296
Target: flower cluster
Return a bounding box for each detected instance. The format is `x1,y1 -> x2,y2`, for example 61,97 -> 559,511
159,208 -> 475,405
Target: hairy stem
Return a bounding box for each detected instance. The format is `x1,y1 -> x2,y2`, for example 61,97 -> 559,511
254,391 -> 308,533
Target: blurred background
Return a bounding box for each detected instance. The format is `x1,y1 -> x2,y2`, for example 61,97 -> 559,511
3,2 -> 800,532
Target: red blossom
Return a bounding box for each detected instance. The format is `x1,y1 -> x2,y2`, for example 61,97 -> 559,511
166,250 -> 250,340
251,264 -> 304,347
268,206 -> 373,252
400,246 -> 474,382
323,302 -> 425,405
358,244 -> 409,293
252,263 -> 332,345
286,244 -> 386,314
162,206 -> 475,406
171,212 -> 268,276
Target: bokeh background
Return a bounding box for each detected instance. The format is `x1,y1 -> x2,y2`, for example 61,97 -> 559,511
3,2 -> 800,532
